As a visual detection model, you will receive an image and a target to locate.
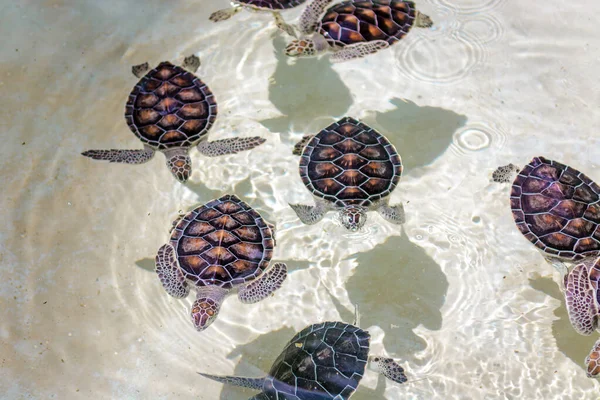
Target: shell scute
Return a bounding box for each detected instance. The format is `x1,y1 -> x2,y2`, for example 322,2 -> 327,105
585,204 -> 600,223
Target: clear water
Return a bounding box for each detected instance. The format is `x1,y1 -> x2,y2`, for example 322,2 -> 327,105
2,0 -> 600,399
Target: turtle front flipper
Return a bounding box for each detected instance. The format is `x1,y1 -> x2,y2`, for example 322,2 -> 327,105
585,338 -> 600,378
155,244 -> 189,299
164,148 -> 192,183
330,40 -> 389,63
491,163 -> 520,183
81,145 -> 155,164
238,263 -> 287,304
272,12 -> 297,38
289,200 -> 329,225
368,356 -> 407,384
197,137 -> 266,157
210,6 -> 242,22
197,372 -> 265,390
565,261 -> 599,335
292,135 -> 314,156
299,0 -> 335,34
377,201 -> 405,225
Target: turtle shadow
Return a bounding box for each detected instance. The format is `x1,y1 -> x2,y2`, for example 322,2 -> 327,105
259,34 -> 352,138
361,98 -> 467,173
529,274 -> 598,370
215,327 -> 387,400
345,234 -> 448,362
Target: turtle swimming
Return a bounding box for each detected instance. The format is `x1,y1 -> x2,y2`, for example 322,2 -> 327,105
290,117 -> 404,232
82,55 -> 265,183
492,156 -> 600,263
209,0 -> 305,37
562,256 -> 600,378
198,321 -> 408,398
155,194 -> 287,331
285,0 -> 433,62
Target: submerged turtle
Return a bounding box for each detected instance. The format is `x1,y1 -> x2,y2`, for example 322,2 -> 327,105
290,117 -> 404,232
285,0 -> 433,62
209,0 -> 305,37
155,194 -> 287,331
82,55 -> 265,183
563,256 -> 600,378
492,156 -> 600,263
198,321 -> 407,398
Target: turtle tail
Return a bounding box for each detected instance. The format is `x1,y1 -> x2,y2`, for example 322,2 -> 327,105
197,372 -> 265,391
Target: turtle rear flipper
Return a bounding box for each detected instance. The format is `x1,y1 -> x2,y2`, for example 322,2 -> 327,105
238,263 -> 287,304
378,201 -> 405,225
198,372 -> 265,390
491,163 -> 520,183
210,6 -> 242,22
368,356 -> 407,384
81,146 -> 155,164
155,244 -> 189,299
565,262 -> 598,335
292,135 -> 314,156
197,137 -> 266,157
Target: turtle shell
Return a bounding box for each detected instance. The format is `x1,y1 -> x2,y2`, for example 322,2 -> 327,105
299,117 -> 402,207
169,195 -> 274,288
510,156 -> 600,260
237,0 -> 307,9
125,61 -> 217,150
262,322 -> 369,400
318,0 -> 417,48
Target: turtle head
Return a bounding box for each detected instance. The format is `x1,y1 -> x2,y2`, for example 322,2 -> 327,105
339,206 -> 367,232
586,339 -> 600,378
191,296 -> 222,332
286,35 -> 329,58
165,149 -> 192,183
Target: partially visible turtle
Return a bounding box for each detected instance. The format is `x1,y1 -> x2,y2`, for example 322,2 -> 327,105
209,0 -> 305,37
562,256 -> 600,378
155,194 -> 287,331
492,156 -> 600,263
285,0 -> 433,62
290,117 -> 404,232
82,55 -> 265,183
198,321 -> 407,398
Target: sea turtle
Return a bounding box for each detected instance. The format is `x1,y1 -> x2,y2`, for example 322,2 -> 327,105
492,156 -> 600,265
209,0 -> 305,37
285,0 -> 433,62
155,194 -> 287,331
82,55 -> 265,183
290,117 -> 404,232
198,321 -> 407,398
562,256 -> 600,378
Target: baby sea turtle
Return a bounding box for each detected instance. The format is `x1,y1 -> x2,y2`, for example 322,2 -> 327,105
209,0 -> 305,37
82,55 -> 265,183
563,256 -> 600,378
155,194 -> 287,331
290,117 -> 404,232
198,321 -> 407,398
492,156 -> 600,263
285,0 -> 433,62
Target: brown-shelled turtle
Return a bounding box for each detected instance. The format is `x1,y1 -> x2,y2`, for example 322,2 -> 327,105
290,117 -> 404,232
562,256 -> 600,378
155,194 -> 287,331
209,0 -> 305,37
198,321 -> 407,398
285,0 -> 433,62
82,55 -> 265,183
492,156 -> 600,264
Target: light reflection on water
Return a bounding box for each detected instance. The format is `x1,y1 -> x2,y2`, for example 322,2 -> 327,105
2,0 -> 600,399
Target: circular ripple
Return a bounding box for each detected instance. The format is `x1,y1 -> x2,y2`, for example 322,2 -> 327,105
451,121 -> 507,156
459,13 -> 505,45
434,0 -> 507,14
396,30 -> 484,85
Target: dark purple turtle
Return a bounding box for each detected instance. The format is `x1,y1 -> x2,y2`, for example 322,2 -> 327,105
198,321 -> 407,399
209,0 -> 307,37
290,117 -> 404,231
492,156 -> 600,261
155,194 -> 287,332
285,0 -> 433,62
82,55 -> 265,183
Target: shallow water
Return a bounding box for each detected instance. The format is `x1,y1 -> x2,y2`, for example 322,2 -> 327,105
2,0 -> 600,399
